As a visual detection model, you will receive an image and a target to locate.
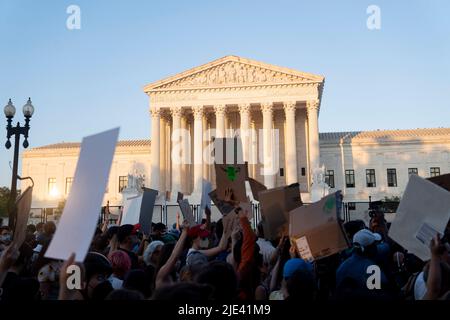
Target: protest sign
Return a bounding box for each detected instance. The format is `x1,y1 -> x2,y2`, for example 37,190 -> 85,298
213,137 -> 248,203
121,188 -> 158,235
214,163 -> 248,203
200,180 -> 212,211
12,186 -> 33,247
178,198 -> 196,225
428,173 -> 450,192
258,183 -> 303,240
289,191 -> 348,262
139,188 -> 158,235
121,194 -> 142,226
247,177 -> 267,202
45,128 -> 119,262
389,175 -> 450,261
209,189 -> 235,216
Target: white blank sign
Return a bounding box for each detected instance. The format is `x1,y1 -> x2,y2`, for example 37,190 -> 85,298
45,128 -> 120,262
389,174 -> 450,261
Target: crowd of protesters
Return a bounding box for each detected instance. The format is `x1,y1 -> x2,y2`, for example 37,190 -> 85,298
0,190 -> 449,301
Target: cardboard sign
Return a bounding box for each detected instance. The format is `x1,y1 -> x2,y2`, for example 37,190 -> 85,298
45,128 -> 119,262
247,177 -> 267,202
139,188 -> 158,235
121,188 -> 158,235
428,174 -> 450,192
258,183 -> 303,240
209,189 -> 235,216
12,186 -> 33,247
237,202 -> 253,221
214,163 -> 248,203
200,180 -> 212,211
289,191 -> 348,261
178,198 -> 196,225
389,175 -> 450,261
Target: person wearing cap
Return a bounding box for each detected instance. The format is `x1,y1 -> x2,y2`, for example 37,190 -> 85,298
335,229 -> 390,298
117,224 -> 141,269
281,258 -> 315,301
152,223 -> 177,244
186,222 -> 230,260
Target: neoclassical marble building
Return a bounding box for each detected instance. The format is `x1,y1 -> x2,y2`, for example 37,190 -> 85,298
21,56 -> 450,215
144,55 -> 324,201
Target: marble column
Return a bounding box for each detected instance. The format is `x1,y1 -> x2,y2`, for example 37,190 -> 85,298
170,106 -> 183,194
202,112 -> 209,181
261,103 -> 275,188
150,108 -> 160,191
307,100 -> 320,175
181,113 -> 191,194
284,101 -> 298,185
159,111 -> 167,192
214,104 -> 226,138
239,103 -> 251,164
193,106 -> 204,194
250,119 -> 257,178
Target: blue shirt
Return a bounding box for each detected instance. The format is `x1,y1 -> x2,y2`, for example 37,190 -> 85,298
336,253 -> 388,290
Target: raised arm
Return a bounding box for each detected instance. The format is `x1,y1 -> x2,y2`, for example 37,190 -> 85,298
237,211 -> 256,277
424,234 -> 443,300
155,221 -> 189,288
0,244 -> 19,288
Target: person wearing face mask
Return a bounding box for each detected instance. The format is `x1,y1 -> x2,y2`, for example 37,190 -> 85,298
116,224 -> 141,269
0,227 -> 12,253
185,222 -> 229,262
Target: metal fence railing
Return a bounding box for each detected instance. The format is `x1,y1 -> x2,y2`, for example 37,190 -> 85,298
27,200 -> 401,229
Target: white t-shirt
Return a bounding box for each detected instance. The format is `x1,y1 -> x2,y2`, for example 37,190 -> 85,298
108,275 -> 123,290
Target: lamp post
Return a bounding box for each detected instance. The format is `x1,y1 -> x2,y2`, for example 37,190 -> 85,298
4,98 -> 35,228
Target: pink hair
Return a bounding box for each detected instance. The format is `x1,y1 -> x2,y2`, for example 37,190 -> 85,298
108,250 -> 131,275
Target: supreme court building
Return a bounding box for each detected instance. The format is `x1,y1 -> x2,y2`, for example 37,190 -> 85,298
145,55 -> 324,201
21,56 -> 450,213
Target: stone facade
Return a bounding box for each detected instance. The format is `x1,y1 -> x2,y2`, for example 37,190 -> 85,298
20,56 -> 450,212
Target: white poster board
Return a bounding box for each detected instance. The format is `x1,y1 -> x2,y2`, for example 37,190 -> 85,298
121,194 -> 143,226
389,175 -> 450,261
45,128 -> 119,262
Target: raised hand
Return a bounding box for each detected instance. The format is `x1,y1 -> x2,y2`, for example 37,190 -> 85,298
430,233 -> 443,257
0,244 -> 20,272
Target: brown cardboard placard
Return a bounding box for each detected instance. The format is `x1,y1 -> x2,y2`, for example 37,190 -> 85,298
247,177 -> 267,202
258,183 -> 303,240
209,189 -> 235,216
177,198 -> 196,225
289,192 -> 348,261
12,186 -> 33,247
214,163 -> 248,203
428,173 -> 450,192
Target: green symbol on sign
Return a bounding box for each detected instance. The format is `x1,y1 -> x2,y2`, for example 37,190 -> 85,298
323,197 -> 335,214
226,166 -> 237,181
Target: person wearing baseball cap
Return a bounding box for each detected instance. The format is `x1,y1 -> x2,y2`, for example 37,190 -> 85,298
335,229 -> 390,299
281,258 -> 315,301
187,224 -> 228,259
117,224 -> 141,269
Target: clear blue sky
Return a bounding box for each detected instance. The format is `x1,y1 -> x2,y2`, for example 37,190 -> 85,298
1,0 -> 449,187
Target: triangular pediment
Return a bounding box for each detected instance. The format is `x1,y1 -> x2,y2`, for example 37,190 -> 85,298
144,55 -> 324,92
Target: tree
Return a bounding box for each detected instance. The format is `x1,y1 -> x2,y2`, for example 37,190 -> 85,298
0,187 -> 11,218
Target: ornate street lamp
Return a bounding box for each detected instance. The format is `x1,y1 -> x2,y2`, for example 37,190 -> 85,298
4,98 -> 35,228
